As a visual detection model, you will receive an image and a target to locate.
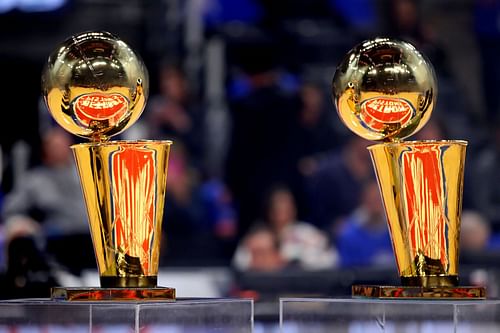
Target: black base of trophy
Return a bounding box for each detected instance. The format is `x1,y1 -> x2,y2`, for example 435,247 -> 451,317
352,285 -> 486,299
100,276 -> 158,288
51,287 -> 176,301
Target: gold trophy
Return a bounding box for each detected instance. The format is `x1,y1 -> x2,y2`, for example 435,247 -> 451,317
41,31 -> 175,300
332,38 -> 485,298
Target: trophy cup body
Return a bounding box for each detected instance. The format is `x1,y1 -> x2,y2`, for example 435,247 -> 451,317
72,141 -> 171,289
42,31 -> 175,300
332,38 -> 485,298
369,140 -> 465,287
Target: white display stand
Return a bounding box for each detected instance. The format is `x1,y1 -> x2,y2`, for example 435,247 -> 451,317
280,297 -> 500,333
0,298 -> 253,332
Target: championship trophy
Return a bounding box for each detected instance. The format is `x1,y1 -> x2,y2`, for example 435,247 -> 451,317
332,38 -> 485,298
41,31 -> 175,300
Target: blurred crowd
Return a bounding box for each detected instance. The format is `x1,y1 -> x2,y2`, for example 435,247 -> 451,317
1,0 -> 500,298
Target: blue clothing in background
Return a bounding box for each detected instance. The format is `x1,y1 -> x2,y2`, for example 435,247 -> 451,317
475,1 -> 500,38
203,0 -> 262,28
329,0 -> 377,31
305,151 -> 364,229
199,179 -> 237,230
336,215 -> 393,268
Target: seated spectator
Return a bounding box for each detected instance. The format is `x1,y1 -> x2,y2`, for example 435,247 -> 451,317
232,225 -> 286,272
225,36 -> 304,237
144,62 -> 204,166
199,178 -> 238,240
161,142 -> 204,262
468,123 -> 500,231
233,185 -> 337,271
295,81 -> 342,160
1,128 -> 93,275
335,181 -> 393,268
461,210 -> 500,252
303,136 -> 374,230
161,142 -> 238,265
0,215 -> 59,299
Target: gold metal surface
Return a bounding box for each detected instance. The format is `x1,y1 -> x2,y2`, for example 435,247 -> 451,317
352,285 -> 486,299
72,140 -> 171,288
42,31 -> 176,296
42,31 -> 148,141
368,141 -> 466,287
332,37 -> 436,142
332,38 -> 482,296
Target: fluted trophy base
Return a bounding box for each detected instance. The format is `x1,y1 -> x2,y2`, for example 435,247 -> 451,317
401,275 -> 458,287
100,276 -> 158,288
352,285 -> 486,299
51,286 -> 176,301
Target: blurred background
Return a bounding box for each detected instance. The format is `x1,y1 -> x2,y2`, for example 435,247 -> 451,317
1,0 -> 500,329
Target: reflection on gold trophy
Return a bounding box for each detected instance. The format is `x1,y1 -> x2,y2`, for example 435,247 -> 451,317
332,38 -> 485,298
42,31 -> 174,300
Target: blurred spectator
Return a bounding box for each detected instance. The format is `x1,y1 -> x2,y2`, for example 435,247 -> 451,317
411,118 -> 448,141
335,180 -> 393,268
145,62 -> 205,167
0,57 -> 43,196
162,142 -> 237,265
380,0 -> 426,46
1,128 -> 93,275
468,123 -> 500,231
390,0 -> 420,39
295,82 -> 341,158
303,136 -> 374,230
294,82 -> 344,215
199,179 -> 238,240
232,225 -> 286,272
329,0 -> 380,35
225,38 -> 303,237
461,210 -> 500,251
475,0 -> 500,123
2,128 -> 87,236
421,0 -> 488,125
161,142 -> 204,263
233,185 -> 337,271
0,215 -> 59,299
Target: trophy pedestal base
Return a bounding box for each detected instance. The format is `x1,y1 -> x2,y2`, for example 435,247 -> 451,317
51,287 -> 176,301
352,285 -> 486,299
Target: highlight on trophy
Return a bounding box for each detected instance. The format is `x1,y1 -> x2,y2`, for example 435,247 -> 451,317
332,37 -> 485,298
42,31 -> 174,300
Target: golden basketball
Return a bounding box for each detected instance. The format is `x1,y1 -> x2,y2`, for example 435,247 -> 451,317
332,37 -> 436,141
42,31 -> 148,141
